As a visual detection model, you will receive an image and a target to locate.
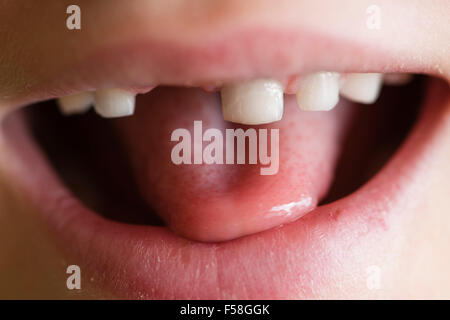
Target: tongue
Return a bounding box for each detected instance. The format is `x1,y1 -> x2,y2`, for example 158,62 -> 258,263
113,87 -> 354,242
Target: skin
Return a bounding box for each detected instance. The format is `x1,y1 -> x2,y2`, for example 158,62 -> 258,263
0,0 -> 449,299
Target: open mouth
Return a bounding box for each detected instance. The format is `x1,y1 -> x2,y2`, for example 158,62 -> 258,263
1,16 -> 449,298
9,75 -> 430,241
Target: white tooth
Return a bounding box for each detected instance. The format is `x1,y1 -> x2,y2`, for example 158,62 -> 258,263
94,89 -> 136,118
221,79 -> 283,125
340,73 -> 382,104
296,72 -> 340,111
57,92 -> 93,115
383,73 -> 413,86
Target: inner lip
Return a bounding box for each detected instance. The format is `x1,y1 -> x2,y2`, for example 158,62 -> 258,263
0,74 -> 448,299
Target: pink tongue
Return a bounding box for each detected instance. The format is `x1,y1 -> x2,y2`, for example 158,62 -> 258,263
113,87 -> 353,242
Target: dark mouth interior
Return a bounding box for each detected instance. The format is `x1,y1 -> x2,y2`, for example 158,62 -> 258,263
321,76 -> 425,204
18,76 -> 425,226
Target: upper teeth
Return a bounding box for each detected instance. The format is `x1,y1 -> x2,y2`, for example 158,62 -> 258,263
221,79 -> 284,125
93,88 -> 136,118
57,92 -> 94,115
296,72 -> 340,111
56,72 -> 411,124
57,88 -> 136,118
339,73 -> 383,104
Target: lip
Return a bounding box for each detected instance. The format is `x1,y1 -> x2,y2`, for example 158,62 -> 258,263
0,77 -> 448,299
4,14 -> 449,109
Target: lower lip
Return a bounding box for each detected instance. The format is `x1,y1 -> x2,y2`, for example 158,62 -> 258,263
2,79 -> 449,299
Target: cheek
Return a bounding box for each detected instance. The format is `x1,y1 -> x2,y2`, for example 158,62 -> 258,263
392,140 -> 450,298
0,169 -> 109,298
0,175 -> 60,297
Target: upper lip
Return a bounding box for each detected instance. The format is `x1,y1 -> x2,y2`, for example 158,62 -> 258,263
2,1 -> 449,110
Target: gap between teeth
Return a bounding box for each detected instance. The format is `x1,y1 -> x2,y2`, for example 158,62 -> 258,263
57,72 -> 412,124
